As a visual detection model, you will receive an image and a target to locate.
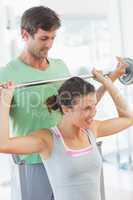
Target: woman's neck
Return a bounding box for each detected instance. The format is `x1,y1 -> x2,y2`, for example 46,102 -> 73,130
58,117 -> 82,139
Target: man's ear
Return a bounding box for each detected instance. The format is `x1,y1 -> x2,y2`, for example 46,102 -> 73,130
21,29 -> 30,41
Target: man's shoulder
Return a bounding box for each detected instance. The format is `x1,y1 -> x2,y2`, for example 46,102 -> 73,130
0,58 -> 18,71
0,58 -> 20,81
49,58 -> 70,74
0,63 -> 12,81
6,57 -> 19,68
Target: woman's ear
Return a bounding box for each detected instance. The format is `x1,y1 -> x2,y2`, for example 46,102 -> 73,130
61,105 -> 72,114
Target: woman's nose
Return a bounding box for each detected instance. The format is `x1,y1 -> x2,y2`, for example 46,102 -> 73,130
91,108 -> 96,117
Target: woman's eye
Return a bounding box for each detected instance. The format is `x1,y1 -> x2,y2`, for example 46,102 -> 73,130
84,107 -> 91,111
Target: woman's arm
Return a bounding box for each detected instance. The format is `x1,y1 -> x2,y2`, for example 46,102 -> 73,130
94,117 -> 133,138
0,82 -> 51,154
92,70 -> 133,137
96,57 -> 128,103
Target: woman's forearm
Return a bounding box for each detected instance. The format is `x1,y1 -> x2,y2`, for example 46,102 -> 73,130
0,82 -> 14,146
102,78 -> 133,118
0,100 -> 10,145
96,69 -> 125,104
0,84 -> 47,155
0,101 -> 47,154
96,57 -> 127,104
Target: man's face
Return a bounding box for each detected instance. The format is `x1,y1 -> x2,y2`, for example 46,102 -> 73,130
22,28 -> 57,59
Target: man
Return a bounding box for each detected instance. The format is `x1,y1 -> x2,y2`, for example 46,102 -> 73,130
0,6 -> 127,200
0,6 -> 69,200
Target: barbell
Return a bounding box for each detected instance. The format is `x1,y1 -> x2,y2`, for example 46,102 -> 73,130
119,58 -> 133,85
0,58 -> 133,89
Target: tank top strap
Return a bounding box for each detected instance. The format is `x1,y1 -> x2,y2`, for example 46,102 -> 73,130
50,127 -> 60,137
84,129 -> 97,145
49,127 -> 62,147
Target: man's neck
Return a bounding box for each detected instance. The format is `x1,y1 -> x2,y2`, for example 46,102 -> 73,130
19,50 -> 49,70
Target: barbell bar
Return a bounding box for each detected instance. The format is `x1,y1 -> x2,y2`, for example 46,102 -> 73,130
0,72 -> 111,89
0,58 -> 133,89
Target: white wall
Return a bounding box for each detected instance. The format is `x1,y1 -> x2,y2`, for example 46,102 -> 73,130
40,0 -> 108,15
105,0 -> 133,58
0,1 -> 10,66
0,0 -> 133,65
120,0 -> 133,57
40,0 -> 133,59
106,0 -> 124,57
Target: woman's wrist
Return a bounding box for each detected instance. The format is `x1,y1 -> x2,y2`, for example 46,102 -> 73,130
0,93 -> 12,109
100,76 -> 112,84
108,70 -> 121,82
101,76 -> 114,89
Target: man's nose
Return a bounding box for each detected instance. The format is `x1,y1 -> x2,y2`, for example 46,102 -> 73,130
45,40 -> 53,49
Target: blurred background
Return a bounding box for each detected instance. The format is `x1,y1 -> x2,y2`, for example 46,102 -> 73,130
0,0 -> 133,199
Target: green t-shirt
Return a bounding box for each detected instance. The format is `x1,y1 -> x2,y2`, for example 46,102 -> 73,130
0,57 -> 70,164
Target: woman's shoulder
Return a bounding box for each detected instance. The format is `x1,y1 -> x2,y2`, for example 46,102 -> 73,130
89,120 -> 100,138
31,128 -> 53,144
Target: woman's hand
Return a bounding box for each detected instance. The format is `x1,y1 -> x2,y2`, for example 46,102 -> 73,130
0,81 -> 15,107
114,56 -> 128,77
92,68 -> 111,84
108,57 -> 128,81
92,57 -> 128,84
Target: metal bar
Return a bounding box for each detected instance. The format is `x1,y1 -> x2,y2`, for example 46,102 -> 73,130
0,72 -> 110,89
97,141 -> 106,200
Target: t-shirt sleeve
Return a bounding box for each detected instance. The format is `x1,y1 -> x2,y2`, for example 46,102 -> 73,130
0,67 -> 6,82
58,59 -> 71,76
0,66 -> 14,83
52,59 -> 71,91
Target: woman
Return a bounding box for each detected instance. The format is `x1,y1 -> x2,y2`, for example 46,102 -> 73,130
0,69 -> 133,200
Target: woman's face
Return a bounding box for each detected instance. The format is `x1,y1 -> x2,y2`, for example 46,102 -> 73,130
66,93 -> 97,129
